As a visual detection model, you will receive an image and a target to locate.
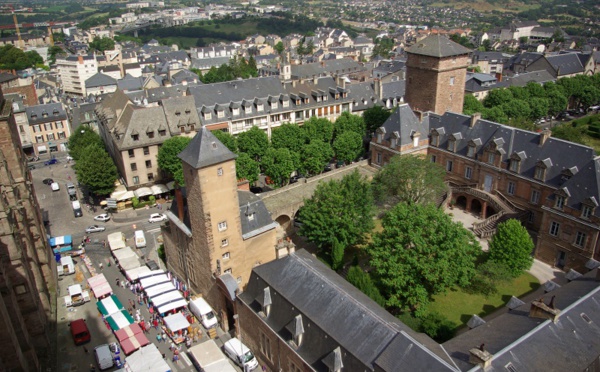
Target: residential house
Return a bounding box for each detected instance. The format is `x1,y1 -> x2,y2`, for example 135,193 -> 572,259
85,72 -> 118,96
56,54 -> 99,96
24,102 -> 70,156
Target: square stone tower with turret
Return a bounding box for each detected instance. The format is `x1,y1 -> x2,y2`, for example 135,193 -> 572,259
405,34 -> 471,115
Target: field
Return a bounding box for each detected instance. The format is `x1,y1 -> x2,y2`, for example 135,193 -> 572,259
429,0 -> 541,12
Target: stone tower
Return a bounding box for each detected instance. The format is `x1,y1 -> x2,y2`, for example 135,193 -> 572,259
405,34 -> 471,115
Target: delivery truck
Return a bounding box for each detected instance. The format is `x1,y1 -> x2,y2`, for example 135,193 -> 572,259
64,284 -> 90,307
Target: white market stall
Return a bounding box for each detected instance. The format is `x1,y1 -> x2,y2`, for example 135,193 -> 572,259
124,266 -> 153,282
112,246 -> 137,262
144,282 -> 177,299
162,312 -> 190,344
139,272 -> 170,290
107,232 -> 126,251
87,273 -> 112,299
124,344 -> 170,372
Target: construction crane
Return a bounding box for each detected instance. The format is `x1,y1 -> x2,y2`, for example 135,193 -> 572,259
13,13 -> 23,48
47,26 -> 53,46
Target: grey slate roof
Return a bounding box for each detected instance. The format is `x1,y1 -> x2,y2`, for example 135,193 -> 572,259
546,52 -> 585,76
239,250 -> 457,372
290,58 -> 364,80
406,35 -> 471,58
0,72 -> 18,84
443,269 -> 600,371
378,104 -> 429,147
238,191 -> 277,239
178,126 -> 237,169
348,81 -> 378,111
25,103 -> 67,125
117,74 -> 145,91
502,70 -> 555,87
85,72 -> 117,88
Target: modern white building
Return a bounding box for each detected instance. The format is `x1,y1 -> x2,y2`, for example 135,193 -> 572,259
56,55 -> 98,96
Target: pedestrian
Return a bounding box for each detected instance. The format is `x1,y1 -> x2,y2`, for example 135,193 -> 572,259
162,352 -> 166,359
132,301 -> 136,310
90,364 -> 96,372
99,262 -> 103,270
143,295 -> 148,305
153,318 -> 159,330
83,346 -> 88,353
129,299 -> 134,308
116,278 -> 120,287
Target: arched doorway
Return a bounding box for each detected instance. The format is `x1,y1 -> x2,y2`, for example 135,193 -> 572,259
486,205 -> 496,218
471,199 -> 483,216
275,215 -> 292,231
456,195 -> 467,209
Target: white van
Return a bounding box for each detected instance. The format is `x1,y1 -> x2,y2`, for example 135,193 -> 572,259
134,230 -> 146,248
51,182 -> 60,191
58,256 -> 75,276
189,297 -> 218,329
72,200 -> 82,217
94,344 -> 114,370
223,338 -> 258,371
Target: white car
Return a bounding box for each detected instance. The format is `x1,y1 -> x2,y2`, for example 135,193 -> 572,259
148,213 -> 168,223
94,214 -> 111,222
85,225 -> 106,233
51,182 -> 60,191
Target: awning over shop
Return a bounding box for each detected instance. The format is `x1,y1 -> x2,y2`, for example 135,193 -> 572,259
134,187 -> 153,198
87,273 -> 112,299
139,273 -> 170,290
151,184 -> 169,195
125,344 -> 170,372
48,235 -> 72,247
116,191 -> 135,201
97,294 -> 125,317
156,298 -> 188,315
106,309 -> 134,331
163,312 -> 190,333
125,266 -> 152,282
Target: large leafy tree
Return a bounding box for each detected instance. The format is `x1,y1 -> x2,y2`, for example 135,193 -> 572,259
213,130 -> 237,153
463,94 -> 485,115
237,126 -> 269,161
299,170 -> 374,250
302,117 -> 334,143
483,88 -> 514,108
271,123 -> 307,153
363,106 -> 392,135
0,45 -> 44,70
67,127 -> 104,161
89,37 -> 115,52
157,136 -> 191,186
236,152 -> 259,184
368,203 -> 481,315
333,112 -> 366,138
346,266 -> 386,307
261,147 -> 296,187
300,140 -> 333,175
372,154 -> 446,206
488,219 -> 534,277
332,131 -> 363,164
75,144 -> 118,196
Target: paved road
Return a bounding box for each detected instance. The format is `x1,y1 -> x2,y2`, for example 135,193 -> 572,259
32,157 -> 239,371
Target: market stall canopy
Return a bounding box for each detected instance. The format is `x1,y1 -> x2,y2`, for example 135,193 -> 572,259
156,297 -> 188,315
119,256 -> 142,271
112,246 -> 137,261
48,235 -> 72,247
144,282 -> 176,299
97,294 -> 125,317
106,309 -> 134,331
134,187 -> 153,198
151,184 -> 169,195
107,232 -> 126,251
125,344 -> 170,372
116,191 -> 135,201
125,266 -> 153,282
153,289 -> 185,307
139,273 -> 170,289
115,323 -> 149,355
115,323 -> 143,342
87,273 -> 112,299
163,312 -> 190,333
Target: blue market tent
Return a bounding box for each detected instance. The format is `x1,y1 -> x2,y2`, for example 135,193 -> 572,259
48,235 -> 73,254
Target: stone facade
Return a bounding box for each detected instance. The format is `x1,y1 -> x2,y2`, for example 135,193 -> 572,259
405,53 -> 470,115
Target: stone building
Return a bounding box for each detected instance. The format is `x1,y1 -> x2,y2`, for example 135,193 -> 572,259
0,87 -> 56,370
161,127 -> 279,331
405,34 -> 471,115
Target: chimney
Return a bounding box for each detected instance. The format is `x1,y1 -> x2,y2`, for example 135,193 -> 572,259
529,296 -> 561,323
78,55 -> 84,64
262,287 -> 272,317
539,128 -> 551,146
374,78 -> 383,100
470,113 -> 481,128
469,344 -> 493,368
414,110 -> 424,122
175,188 -> 185,221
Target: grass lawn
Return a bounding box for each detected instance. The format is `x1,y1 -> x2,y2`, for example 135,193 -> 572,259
427,271 -> 540,330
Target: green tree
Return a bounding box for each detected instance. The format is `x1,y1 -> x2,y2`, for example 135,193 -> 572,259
299,170 -> 374,250
333,112 -> 366,138
368,203 -> 481,315
372,37 -> 394,59
501,100 -> 531,121
271,123 -> 306,153
419,312 -> 456,342
0,45 -> 44,70
157,136 -> 192,186
372,154 -> 446,206
237,126 -> 269,161
75,143 -> 118,196
300,140 -> 333,175
213,130 -> 237,153
48,45 -> 65,65
483,106 -> 509,123
483,88 -> 514,108
331,237 -> 345,271
67,127 -> 104,161
528,97 -> 549,120
463,94 -> 485,115
261,147 -> 296,187
333,131 -> 363,164
463,260 -> 512,297
363,106 -> 391,134
488,219 -> 534,277
89,37 -> 115,52
274,41 -> 285,56
550,123 -> 586,144
346,266 -> 386,307
235,152 -> 259,184
546,89 -> 568,116
302,117 -> 334,143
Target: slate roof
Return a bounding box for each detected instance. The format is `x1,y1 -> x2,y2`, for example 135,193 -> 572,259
161,96 -> 201,133
0,72 -> 18,84
25,102 -> 67,125
238,191 -> 277,239
443,269 -> 600,371
290,58 -> 364,80
406,35 -> 471,58
502,70 -> 555,87
178,126 -> 237,169
117,74 -> 145,91
546,52 -> 585,76
112,104 -> 167,150
239,250 -> 457,372
378,104 -> 429,147
85,72 -> 117,88
348,81 -> 378,111
382,80 -> 405,100
190,56 -> 231,70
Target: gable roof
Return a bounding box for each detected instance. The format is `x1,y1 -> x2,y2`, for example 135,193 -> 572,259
378,104 -> 429,147
238,191 -> 277,239
545,53 -> 585,76
85,72 -> 117,88
178,126 -> 237,169
406,35 -> 471,58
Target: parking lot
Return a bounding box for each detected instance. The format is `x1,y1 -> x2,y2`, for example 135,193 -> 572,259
32,157 -> 240,371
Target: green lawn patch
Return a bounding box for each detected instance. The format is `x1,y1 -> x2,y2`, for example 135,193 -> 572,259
427,271 -> 540,330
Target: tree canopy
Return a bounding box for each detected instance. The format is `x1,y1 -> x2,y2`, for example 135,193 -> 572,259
74,143 -> 118,196
488,219 -> 534,277
363,106 -> 392,134
300,140 -> 333,176
333,112 -> 366,138
213,130 -> 237,153
0,45 -> 44,70
157,136 -> 192,186
237,126 -> 269,161
196,56 -> 258,84
67,127 -> 104,161
261,147 -> 296,187
368,203 -> 481,315
333,131 -> 363,164
89,37 -> 115,52
236,152 -> 259,184
271,123 -> 306,153
302,117 -> 334,143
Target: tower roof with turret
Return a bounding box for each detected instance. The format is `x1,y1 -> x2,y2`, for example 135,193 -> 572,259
406,34 -> 471,58
178,127 -> 237,169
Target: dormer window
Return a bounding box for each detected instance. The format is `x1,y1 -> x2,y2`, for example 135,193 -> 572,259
510,159 -> 520,172
257,103 -> 264,112
233,108 -> 239,116
205,112 -> 212,120
175,111 -> 181,116
431,133 -> 439,147
582,205 -> 593,219
245,106 -> 252,114
218,110 -> 224,118
488,152 -> 495,165
132,134 -> 139,141
159,129 -> 166,136
148,131 -> 154,138
581,197 -> 598,219
447,139 -> 456,152
467,145 -> 476,158
271,102 -> 278,109
555,195 -> 565,210
534,165 -> 545,180
283,100 -> 289,107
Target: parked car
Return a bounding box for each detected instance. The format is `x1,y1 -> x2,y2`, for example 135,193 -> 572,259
44,158 -> 58,166
94,214 -> 111,222
148,213 -> 167,223
85,225 -> 106,233
51,182 -> 60,191
42,178 -> 54,185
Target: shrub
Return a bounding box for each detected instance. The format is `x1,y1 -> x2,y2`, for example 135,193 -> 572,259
463,261 -> 512,297
346,266 -> 386,307
149,195 -> 156,203
132,196 -> 140,208
157,244 -> 166,262
418,312 -> 456,342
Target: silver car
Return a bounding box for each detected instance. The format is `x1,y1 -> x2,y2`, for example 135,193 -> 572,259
85,225 -> 106,233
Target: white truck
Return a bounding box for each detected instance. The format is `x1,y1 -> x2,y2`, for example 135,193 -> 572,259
64,284 -> 90,307
188,340 -> 237,372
